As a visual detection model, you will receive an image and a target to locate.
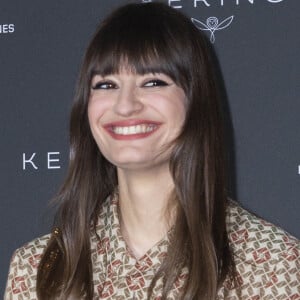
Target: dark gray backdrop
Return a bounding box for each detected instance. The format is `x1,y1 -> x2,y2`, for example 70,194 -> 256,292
1,0 -> 299,296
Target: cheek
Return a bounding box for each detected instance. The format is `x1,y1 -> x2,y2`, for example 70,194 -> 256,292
168,88 -> 186,123
88,98 -> 107,128
87,103 -> 96,127
87,102 -> 107,151
167,97 -> 186,128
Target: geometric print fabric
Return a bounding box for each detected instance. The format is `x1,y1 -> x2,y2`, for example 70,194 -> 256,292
219,201 -> 300,299
4,198 -> 300,299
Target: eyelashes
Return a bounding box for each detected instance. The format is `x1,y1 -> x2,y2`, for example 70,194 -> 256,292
143,79 -> 169,88
91,81 -> 117,90
91,78 -> 170,90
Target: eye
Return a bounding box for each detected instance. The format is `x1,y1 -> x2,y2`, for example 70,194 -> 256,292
91,81 -> 117,90
143,79 -> 169,88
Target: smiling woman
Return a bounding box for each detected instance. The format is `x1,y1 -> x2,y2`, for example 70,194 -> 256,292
88,71 -> 186,170
4,2 -> 300,300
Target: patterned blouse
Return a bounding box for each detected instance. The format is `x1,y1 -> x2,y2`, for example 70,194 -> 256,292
5,198 -> 300,299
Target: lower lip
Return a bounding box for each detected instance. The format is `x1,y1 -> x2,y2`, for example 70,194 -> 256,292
104,127 -> 160,140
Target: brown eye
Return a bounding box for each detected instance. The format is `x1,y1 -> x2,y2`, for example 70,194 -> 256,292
143,79 -> 169,87
92,81 -> 117,90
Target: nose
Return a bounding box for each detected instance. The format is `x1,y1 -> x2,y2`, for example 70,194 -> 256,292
113,84 -> 143,117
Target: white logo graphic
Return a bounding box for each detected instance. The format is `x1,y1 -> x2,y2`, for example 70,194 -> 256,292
192,16 -> 234,43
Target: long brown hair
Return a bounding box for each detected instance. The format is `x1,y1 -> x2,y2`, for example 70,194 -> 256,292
37,2 -> 235,299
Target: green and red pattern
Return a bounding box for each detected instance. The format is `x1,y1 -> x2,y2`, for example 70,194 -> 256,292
5,198 -> 300,299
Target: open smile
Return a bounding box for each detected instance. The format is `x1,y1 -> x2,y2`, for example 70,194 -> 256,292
103,120 -> 161,140
112,124 -> 157,135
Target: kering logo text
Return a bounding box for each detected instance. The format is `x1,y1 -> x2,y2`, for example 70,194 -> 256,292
22,152 -> 61,170
143,0 -> 284,9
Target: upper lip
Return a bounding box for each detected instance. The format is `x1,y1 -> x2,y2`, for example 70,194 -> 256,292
103,119 -> 162,128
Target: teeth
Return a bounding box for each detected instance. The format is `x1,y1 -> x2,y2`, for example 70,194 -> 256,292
112,124 -> 157,135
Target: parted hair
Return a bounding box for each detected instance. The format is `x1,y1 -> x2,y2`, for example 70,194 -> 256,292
36,2 -> 235,299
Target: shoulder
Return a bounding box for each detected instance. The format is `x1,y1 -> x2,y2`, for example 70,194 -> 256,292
226,200 -> 300,259
224,200 -> 300,298
4,234 -> 50,299
10,234 -> 51,269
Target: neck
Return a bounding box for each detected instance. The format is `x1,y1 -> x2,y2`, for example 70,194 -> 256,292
117,165 -> 175,259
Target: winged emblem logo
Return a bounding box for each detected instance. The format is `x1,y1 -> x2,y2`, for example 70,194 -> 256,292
192,16 -> 234,43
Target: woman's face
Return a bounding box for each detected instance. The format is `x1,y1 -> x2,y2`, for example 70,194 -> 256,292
88,68 -> 186,171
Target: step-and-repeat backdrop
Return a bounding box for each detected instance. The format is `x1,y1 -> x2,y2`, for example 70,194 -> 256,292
1,0 -> 299,295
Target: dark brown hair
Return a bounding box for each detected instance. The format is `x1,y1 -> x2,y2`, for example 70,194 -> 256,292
37,2 -> 235,299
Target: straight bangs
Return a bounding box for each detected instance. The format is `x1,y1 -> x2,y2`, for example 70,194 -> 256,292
86,3 -> 192,91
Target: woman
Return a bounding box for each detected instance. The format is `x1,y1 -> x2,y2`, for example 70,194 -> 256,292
5,2 -> 299,299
